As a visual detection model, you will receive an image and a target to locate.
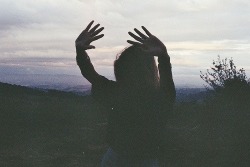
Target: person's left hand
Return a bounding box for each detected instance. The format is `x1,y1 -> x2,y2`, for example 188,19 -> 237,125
127,26 -> 167,56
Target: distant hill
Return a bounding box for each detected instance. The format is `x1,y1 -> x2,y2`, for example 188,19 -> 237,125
175,88 -> 209,103
0,82 -> 85,97
0,74 -> 91,94
0,81 -> 209,103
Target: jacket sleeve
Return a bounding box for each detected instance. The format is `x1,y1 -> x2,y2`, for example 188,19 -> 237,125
76,50 -> 101,84
158,52 -> 176,119
157,52 -> 176,163
76,50 -> 116,107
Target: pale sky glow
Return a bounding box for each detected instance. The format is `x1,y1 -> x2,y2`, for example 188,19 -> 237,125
0,0 -> 250,87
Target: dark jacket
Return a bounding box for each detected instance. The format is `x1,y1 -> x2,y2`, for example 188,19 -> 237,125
77,50 -> 176,159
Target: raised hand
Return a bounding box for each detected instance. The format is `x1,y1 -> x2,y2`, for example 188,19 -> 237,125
127,26 -> 167,56
75,20 -> 104,51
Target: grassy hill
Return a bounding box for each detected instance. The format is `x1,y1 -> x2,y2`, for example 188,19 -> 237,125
1,82 -> 249,167
0,82 -> 107,167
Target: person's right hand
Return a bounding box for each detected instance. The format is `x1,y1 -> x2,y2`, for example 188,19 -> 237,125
75,20 -> 104,51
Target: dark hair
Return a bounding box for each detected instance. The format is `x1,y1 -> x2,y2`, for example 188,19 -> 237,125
114,46 -> 159,89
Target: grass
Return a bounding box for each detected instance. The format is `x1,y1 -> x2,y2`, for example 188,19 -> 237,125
0,83 -> 108,167
1,82 -> 250,167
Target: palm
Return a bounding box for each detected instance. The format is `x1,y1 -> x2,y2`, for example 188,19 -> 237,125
127,26 -> 166,56
75,21 -> 104,51
143,36 -> 165,55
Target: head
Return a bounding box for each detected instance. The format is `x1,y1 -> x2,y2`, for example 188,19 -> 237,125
114,46 -> 159,90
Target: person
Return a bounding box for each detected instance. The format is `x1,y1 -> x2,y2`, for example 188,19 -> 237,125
75,20 -> 176,167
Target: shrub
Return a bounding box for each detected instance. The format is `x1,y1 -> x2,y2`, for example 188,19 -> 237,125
200,55 -> 250,109
200,55 -> 249,92
199,56 -> 250,150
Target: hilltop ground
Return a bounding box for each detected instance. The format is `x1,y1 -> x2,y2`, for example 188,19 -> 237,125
0,82 -> 249,167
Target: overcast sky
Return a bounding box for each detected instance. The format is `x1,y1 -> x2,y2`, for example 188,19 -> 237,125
0,0 -> 250,87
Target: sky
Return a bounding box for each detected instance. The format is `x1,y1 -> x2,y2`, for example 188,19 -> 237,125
0,0 -> 250,87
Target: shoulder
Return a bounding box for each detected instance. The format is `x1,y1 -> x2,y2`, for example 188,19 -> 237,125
92,75 -> 116,90
91,75 -> 117,101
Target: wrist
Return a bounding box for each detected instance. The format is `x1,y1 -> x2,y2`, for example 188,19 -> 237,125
76,47 -> 86,55
159,48 -> 170,59
161,47 -> 168,55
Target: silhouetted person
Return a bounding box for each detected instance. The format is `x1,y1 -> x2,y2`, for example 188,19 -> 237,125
75,20 -> 176,167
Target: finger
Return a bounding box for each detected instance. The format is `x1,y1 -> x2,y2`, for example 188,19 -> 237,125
134,28 -> 148,39
76,30 -> 85,41
89,24 -> 100,33
89,34 -> 104,42
85,45 -> 95,50
141,26 -> 153,37
91,27 -> 104,37
127,40 -> 143,47
85,20 -> 94,31
77,21 -> 95,39
128,32 -> 143,43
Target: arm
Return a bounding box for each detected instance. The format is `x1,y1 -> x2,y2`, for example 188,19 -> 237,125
127,27 -> 176,164
127,26 -> 176,108
76,50 -> 100,83
75,20 -> 104,84
158,50 -> 176,112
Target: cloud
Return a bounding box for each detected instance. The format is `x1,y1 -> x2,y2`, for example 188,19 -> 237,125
0,0 -> 92,29
0,0 -> 250,87
0,57 -> 75,67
